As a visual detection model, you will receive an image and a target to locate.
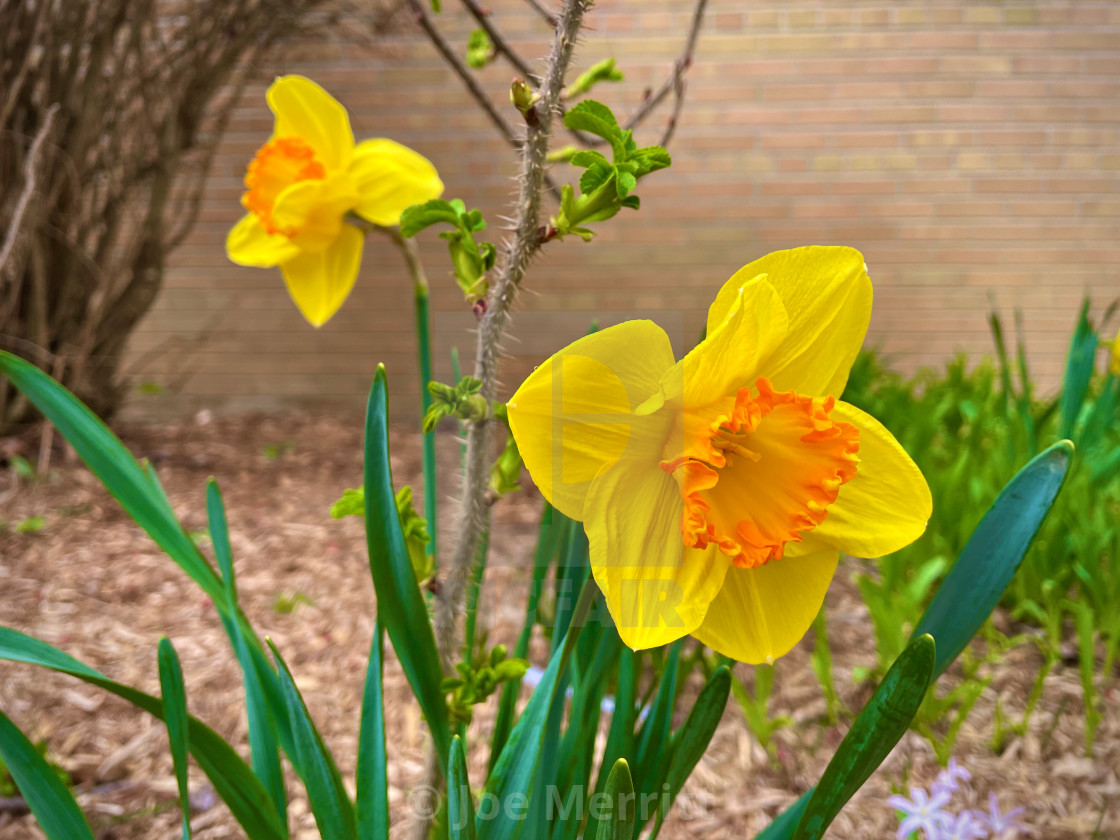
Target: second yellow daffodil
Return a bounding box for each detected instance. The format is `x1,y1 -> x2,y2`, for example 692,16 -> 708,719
507,246 -> 932,664
227,75 -> 444,327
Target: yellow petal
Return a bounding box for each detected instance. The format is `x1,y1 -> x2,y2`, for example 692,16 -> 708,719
659,274 -> 788,410
584,457 -> 732,650
693,543 -> 839,664
267,75 -> 354,171
227,213 -> 299,268
348,139 -> 445,227
708,247 -> 871,397
507,321 -> 676,521
271,174 -> 360,253
279,225 -> 364,327
810,400 -> 932,558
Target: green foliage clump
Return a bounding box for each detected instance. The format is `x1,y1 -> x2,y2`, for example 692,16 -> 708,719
843,300 -> 1119,753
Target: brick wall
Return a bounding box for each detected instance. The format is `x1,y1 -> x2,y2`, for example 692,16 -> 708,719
124,0 -> 1120,422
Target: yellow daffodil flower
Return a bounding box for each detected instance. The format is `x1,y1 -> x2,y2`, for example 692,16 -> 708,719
507,247 -> 932,663
226,75 -> 444,327
1107,326 -> 1120,376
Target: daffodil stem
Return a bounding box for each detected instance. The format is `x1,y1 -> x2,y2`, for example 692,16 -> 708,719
389,229 -> 440,563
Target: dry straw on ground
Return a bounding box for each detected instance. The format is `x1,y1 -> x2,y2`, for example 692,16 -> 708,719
0,412 -> 1116,838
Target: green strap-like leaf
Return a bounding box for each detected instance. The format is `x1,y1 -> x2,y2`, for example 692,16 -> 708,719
157,639 -> 193,840
267,641 -> 358,840
207,481 -> 288,828
356,623 -> 389,840
0,627 -> 287,840
1059,298 -> 1097,439
649,666 -> 732,839
593,759 -> 636,840
364,366 -> 451,771
0,351 -> 222,601
0,711 -> 95,840
758,441 -> 1073,840
791,635 -> 936,840
633,641 -> 681,823
913,440 -> 1073,677
447,736 -> 477,840
0,351 -> 294,803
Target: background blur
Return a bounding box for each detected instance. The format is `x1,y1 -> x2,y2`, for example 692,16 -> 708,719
125,0 -> 1120,420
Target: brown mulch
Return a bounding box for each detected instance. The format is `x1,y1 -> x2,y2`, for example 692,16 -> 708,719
0,412 -> 1116,839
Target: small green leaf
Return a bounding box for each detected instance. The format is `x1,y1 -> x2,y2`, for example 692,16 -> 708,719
466,28 -> 494,69
563,100 -> 628,160
628,146 -> 671,177
566,58 -> 625,99
330,488 -> 366,519
0,712 -> 94,840
158,639 -> 192,840
570,150 -> 611,169
615,170 -> 637,199
400,199 -> 463,238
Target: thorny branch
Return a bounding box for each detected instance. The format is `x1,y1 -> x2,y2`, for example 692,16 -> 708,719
414,0 -> 593,831
415,0 -> 709,156
404,0 -> 564,200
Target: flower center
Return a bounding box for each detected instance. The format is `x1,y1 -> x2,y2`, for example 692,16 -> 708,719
660,377 -> 859,569
242,137 -> 326,235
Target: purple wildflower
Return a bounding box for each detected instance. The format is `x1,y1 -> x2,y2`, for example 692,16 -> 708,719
939,811 -> 987,840
888,787 -> 953,840
932,757 -> 972,798
974,792 -> 1025,837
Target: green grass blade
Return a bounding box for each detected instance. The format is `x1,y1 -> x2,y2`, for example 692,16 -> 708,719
649,666 -> 732,839
0,711 -> 95,840
157,639 -> 193,840
592,759 -> 636,840
0,627 -> 287,840
356,623 -> 389,840
1059,298 -> 1097,439
791,635 -> 936,840
267,640 -> 358,840
447,736 -> 476,840
0,350 -> 222,601
364,365 -> 451,771
913,440 -> 1073,677
207,481 -> 288,826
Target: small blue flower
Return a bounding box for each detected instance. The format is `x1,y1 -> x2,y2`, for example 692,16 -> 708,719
888,787 -> 953,840
974,792 -> 1025,837
931,757 -> 972,798
939,810 -> 987,840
